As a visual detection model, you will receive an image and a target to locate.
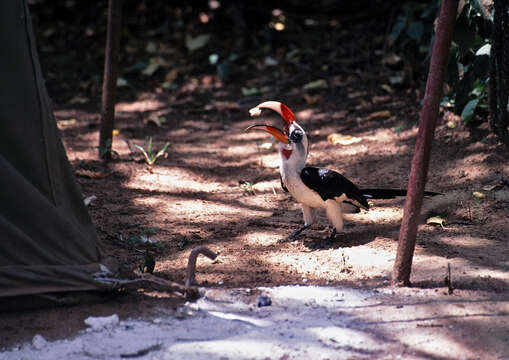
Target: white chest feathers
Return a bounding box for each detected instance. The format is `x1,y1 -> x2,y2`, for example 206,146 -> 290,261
281,169 -> 325,208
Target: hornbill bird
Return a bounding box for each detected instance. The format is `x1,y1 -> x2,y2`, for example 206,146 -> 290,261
246,101 -> 440,243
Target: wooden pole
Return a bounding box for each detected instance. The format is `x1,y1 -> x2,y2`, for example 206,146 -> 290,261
392,0 -> 459,286
99,0 -> 122,159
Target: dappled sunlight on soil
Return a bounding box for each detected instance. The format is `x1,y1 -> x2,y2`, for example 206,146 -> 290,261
129,168 -> 225,193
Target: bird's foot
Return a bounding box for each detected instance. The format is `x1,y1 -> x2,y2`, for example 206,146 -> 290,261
308,229 -> 337,250
278,236 -> 295,243
278,224 -> 311,243
326,228 -> 337,243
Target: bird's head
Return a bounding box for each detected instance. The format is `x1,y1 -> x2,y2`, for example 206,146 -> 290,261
245,101 -> 309,164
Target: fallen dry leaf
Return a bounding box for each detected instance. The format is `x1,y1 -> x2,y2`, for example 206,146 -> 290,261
258,142 -> 273,150
327,133 -> 362,145
472,191 -> 485,199
303,94 -> 323,105
372,95 -> 390,104
382,53 -> 402,68
426,216 -> 446,229
57,119 -> 77,127
69,95 -> 89,104
348,91 -> 367,99
84,195 -> 97,207
380,84 -> 393,93
144,116 -> 166,127
165,68 -> 178,83
366,110 -> 391,121
76,169 -> 110,179
447,120 -> 457,129
482,181 -> 507,191
204,101 -> 240,112
302,79 -> 328,90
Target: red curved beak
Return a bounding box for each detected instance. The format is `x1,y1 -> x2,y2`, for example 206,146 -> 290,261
245,124 -> 289,144
248,101 -> 296,134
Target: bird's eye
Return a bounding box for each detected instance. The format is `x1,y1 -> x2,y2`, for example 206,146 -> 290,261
290,130 -> 303,142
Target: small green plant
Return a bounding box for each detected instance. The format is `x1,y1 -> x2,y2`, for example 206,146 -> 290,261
339,251 -> 352,274
239,180 -> 255,195
99,138 -> 119,159
126,226 -> 164,248
133,137 -> 170,165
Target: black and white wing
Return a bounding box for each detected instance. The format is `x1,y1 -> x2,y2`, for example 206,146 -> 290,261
300,167 -> 369,210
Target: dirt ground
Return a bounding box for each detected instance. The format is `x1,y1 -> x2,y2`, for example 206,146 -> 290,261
1,3 -> 509,358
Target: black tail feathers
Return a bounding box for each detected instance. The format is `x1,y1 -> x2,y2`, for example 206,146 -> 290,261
361,188 -> 442,199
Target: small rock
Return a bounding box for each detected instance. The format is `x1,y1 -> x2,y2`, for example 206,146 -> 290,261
32,334 -> 47,350
306,299 -> 319,309
175,307 -> 195,319
389,74 -> 405,86
257,295 -> 272,307
84,314 -> 119,331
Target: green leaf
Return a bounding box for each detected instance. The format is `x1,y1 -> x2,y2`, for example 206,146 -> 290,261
133,144 -> 151,164
455,69 -> 475,113
151,142 -> 170,164
453,9 -> 477,57
125,61 -> 147,73
461,98 -> 479,123
209,53 -> 219,65
475,43 -> 491,56
147,137 -> 153,155
473,52 -> 490,78
241,87 -> 261,96
470,78 -> 486,97
469,0 -> 492,20
391,18 -> 407,43
217,60 -> 232,82
185,34 -> 211,52
303,79 -> 328,90
127,235 -> 141,243
407,21 -> 424,41
144,226 -> 159,235
446,46 -> 460,87
420,5 -> 438,20
117,77 -> 129,87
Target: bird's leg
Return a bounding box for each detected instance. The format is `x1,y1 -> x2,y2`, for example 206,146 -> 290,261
308,227 -> 338,250
279,224 -> 311,243
279,204 -> 315,243
326,228 -> 337,243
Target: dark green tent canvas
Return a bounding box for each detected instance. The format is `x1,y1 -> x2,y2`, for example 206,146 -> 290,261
0,0 -> 114,307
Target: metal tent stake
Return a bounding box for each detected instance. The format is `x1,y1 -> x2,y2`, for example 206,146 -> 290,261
392,0 -> 459,286
99,0 -> 122,159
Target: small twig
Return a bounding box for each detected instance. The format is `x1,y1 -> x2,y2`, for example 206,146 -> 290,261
99,0 -> 123,159
121,344 -> 162,358
466,202 -> 473,223
256,143 -> 264,167
444,263 -> 454,294
186,246 -> 218,287
114,273 -> 200,300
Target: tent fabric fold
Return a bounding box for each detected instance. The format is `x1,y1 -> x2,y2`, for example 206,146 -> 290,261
0,0 -> 114,304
